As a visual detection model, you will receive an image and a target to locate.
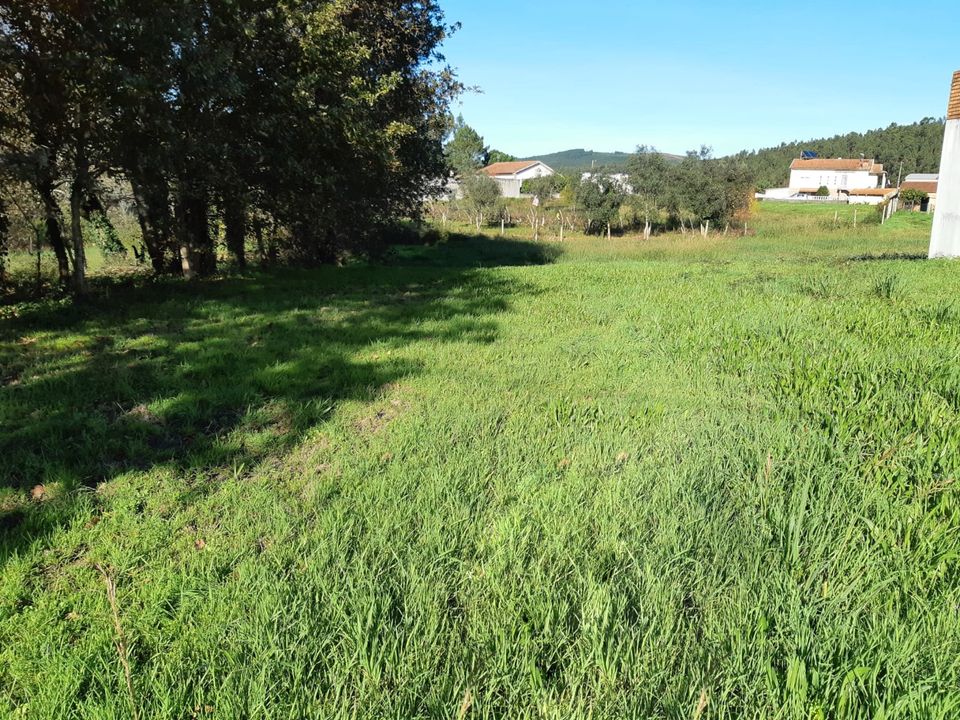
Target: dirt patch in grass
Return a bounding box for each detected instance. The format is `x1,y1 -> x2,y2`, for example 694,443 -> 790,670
355,384 -> 409,436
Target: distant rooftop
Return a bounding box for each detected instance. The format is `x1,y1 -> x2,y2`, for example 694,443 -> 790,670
847,188 -> 897,196
901,174 -> 938,193
482,161 -> 541,177
790,158 -> 883,174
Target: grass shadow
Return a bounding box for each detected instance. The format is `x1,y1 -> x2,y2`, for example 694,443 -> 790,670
0,236 -> 555,563
845,252 -> 928,262
384,230 -> 563,268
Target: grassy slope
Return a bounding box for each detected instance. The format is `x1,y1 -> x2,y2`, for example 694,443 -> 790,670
2,206 -> 959,718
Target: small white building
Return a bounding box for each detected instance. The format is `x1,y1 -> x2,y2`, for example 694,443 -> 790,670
789,157 -> 886,193
481,161 -> 554,198
900,173 -> 938,212
846,187 -> 899,205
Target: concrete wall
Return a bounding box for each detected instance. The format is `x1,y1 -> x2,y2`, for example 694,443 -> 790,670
493,178 -> 523,198
930,118 -> 960,256
848,194 -> 887,205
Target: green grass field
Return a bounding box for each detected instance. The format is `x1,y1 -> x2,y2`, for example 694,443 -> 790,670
2,203 -> 959,718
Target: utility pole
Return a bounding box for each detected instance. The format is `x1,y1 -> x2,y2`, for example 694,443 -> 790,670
896,160 -> 904,188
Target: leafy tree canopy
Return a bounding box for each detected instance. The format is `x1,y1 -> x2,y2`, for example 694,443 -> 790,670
444,116 -> 489,177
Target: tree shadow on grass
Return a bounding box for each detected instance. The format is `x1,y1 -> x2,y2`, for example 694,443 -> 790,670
385,230 -> 563,268
0,235 -> 556,564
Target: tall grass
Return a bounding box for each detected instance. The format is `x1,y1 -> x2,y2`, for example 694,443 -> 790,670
1,205 -> 957,718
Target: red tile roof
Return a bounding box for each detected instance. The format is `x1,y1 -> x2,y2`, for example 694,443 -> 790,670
949,70 -> 960,120
790,158 -> 877,172
482,161 -> 539,177
901,180 -> 938,193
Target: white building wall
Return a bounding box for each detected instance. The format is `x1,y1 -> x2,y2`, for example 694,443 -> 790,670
514,164 -> 554,182
493,178 -> 523,198
848,195 -> 886,205
789,169 -> 877,190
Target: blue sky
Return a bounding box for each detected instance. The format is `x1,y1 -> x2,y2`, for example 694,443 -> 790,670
437,0 -> 960,157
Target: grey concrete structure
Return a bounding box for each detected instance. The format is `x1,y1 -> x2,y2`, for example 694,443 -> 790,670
930,70 -> 960,258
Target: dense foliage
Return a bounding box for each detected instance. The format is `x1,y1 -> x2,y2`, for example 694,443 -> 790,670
444,116 -> 489,177
732,118 -> 945,190
626,146 -> 752,235
0,1 -> 459,292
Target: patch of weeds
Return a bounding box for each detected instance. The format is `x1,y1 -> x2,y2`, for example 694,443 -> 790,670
799,276 -> 840,299
871,274 -> 900,300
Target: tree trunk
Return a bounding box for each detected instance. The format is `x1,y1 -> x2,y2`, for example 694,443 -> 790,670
69,139 -> 91,294
129,173 -> 172,274
255,220 -> 266,266
37,177 -> 70,287
606,222 -> 611,240
69,173 -> 87,294
177,184 -> 214,278
224,196 -> 247,268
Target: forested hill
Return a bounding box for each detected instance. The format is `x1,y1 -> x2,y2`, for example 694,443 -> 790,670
523,148 -> 682,171
731,118 -> 944,190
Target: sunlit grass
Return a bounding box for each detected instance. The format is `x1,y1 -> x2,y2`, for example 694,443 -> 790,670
1,205 -> 958,718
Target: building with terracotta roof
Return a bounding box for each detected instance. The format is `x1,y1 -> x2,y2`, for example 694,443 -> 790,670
481,160 -> 554,198
901,173 -> 938,212
846,187 -> 899,205
788,157 -> 886,194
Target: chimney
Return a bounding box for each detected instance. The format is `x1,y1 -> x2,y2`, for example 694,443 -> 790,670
930,70 -> 960,258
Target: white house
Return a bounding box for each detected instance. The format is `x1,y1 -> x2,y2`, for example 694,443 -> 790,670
789,157 -> 886,193
481,161 -> 554,198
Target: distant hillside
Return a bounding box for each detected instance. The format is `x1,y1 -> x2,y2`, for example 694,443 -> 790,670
522,148 -> 682,172
731,118 -> 944,190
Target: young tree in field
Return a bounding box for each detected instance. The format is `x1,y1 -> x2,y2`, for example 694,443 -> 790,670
461,173 -> 501,229
444,116 -> 489,177
627,146 -> 668,239
663,147 -> 752,236
522,175 -> 561,240
575,173 -> 625,238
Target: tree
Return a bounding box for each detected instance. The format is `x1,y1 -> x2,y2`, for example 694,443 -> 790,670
0,196 -> 8,287
575,173 -> 625,238
1,1 -> 461,289
521,175 -> 562,240
444,116 -> 489,177
488,149 -> 517,164
461,173 -> 501,229
627,146 -> 668,239
900,188 -> 928,209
